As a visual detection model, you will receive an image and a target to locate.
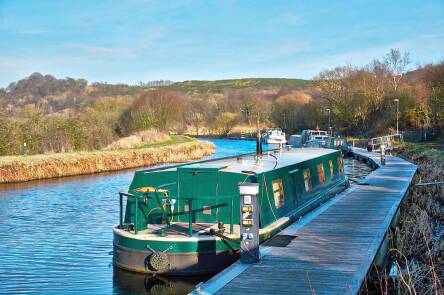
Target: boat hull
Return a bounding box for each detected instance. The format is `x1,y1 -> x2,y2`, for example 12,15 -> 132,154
264,138 -> 286,144
113,243 -> 238,275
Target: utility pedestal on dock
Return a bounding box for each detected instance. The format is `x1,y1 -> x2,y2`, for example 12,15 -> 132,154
238,183 -> 260,264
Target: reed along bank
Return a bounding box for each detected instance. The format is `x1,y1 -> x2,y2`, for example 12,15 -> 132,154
0,140 -> 215,184
363,143 -> 443,295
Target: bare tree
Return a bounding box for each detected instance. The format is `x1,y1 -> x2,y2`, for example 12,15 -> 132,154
384,49 -> 410,91
212,112 -> 238,136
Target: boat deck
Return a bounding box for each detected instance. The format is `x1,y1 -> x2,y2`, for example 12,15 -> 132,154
132,222 -> 241,238
191,148 -> 417,295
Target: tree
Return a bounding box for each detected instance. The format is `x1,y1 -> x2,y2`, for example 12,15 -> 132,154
0,116 -> 20,155
270,95 -> 305,133
117,90 -> 184,135
212,112 -> 238,136
384,49 -> 410,91
184,97 -> 208,136
16,105 -> 46,154
187,112 -> 204,136
422,62 -> 444,134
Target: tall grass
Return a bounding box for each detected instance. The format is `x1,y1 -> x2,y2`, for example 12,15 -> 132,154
362,143 -> 443,295
0,140 -> 215,183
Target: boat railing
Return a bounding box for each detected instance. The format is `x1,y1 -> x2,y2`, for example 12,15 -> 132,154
323,138 -> 350,151
118,190 -> 236,237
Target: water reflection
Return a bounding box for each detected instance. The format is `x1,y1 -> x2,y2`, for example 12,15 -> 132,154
344,157 -> 374,185
113,267 -> 212,295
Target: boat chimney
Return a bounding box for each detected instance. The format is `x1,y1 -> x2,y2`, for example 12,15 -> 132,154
256,129 -> 263,155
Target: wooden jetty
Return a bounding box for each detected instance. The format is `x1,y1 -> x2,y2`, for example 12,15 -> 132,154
191,148 -> 417,295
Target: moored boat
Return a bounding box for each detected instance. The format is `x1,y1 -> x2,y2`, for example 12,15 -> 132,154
290,129 -> 350,153
113,144 -> 349,275
262,128 -> 286,145
301,129 -> 329,147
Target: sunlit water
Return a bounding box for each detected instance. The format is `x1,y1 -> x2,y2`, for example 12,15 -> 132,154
0,140 -> 371,295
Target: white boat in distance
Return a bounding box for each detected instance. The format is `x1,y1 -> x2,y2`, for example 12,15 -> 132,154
302,129 -> 329,147
262,128 -> 287,145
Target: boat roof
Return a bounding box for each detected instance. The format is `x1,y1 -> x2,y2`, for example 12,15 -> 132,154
143,148 -> 338,175
305,129 -> 328,133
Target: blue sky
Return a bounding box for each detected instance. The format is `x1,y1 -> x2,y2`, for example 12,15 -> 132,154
0,0 -> 443,87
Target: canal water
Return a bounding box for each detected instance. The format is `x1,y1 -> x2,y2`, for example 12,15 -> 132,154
0,139 -> 372,295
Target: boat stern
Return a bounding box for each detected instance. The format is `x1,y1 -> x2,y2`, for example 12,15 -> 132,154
113,226 -> 239,275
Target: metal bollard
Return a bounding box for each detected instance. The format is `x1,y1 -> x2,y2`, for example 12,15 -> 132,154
380,144 -> 386,165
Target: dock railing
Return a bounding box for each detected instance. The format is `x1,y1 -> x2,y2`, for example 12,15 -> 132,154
118,190 -> 236,237
369,133 -> 403,152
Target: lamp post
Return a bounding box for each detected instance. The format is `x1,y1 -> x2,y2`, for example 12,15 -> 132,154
394,99 -> 399,135
326,108 -> 331,136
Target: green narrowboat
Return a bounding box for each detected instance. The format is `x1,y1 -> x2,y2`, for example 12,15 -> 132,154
113,146 -> 349,275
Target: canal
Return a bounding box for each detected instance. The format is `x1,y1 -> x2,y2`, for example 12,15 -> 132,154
0,139 -> 372,295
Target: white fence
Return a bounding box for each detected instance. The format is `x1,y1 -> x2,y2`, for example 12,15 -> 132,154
369,134 -> 403,152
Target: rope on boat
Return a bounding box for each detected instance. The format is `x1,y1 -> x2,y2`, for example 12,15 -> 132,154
263,174 -> 279,221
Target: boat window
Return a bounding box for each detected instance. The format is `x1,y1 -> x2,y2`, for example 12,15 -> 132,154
303,169 -> 312,191
317,164 -> 325,184
272,179 -> 285,209
202,206 -> 211,215
329,160 -> 334,177
338,157 -> 343,174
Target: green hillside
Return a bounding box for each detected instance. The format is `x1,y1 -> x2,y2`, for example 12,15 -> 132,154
166,78 -> 312,93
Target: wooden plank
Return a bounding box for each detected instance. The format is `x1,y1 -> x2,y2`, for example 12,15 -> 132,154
191,148 -> 416,295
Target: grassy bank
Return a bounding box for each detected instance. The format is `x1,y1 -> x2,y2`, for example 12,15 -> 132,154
0,139 -> 215,184
365,143 -> 443,294
137,134 -> 195,148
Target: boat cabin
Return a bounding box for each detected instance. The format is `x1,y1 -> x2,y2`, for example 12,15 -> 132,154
120,147 -> 346,238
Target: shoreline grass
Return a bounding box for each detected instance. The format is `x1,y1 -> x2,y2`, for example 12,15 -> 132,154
136,135 -> 195,148
364,142 -> 443,294
0,139 -> 215,184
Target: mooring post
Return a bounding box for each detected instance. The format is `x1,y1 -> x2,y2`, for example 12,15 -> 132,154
238,182 -> 260,263
256,129 -> 262,155
380,144 -> 386,165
